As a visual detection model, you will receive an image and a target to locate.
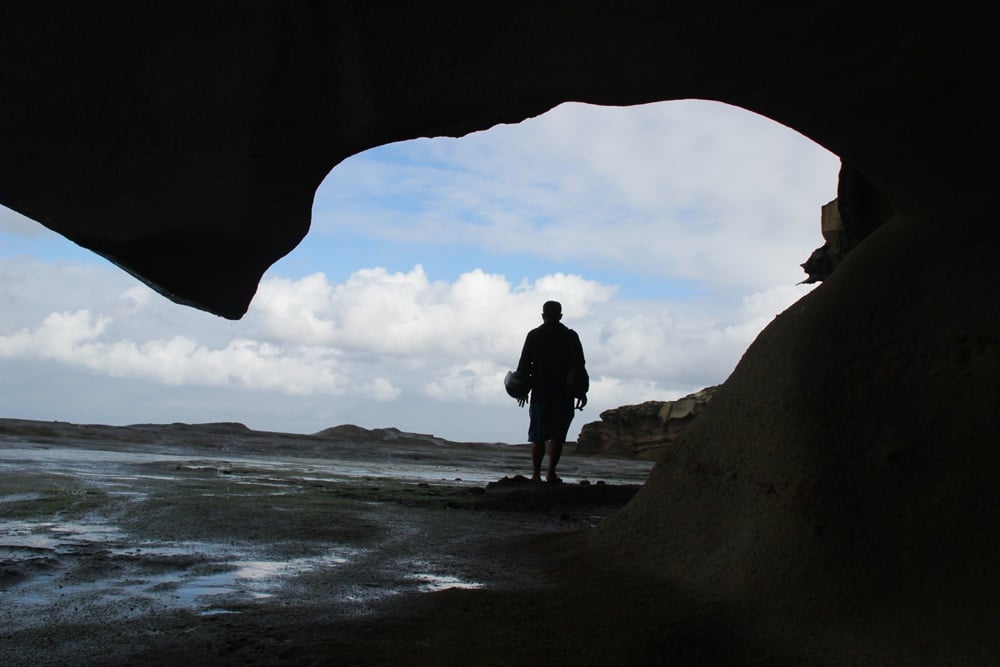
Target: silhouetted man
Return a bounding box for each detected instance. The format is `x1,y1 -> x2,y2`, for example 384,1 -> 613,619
516,300 -> 588,483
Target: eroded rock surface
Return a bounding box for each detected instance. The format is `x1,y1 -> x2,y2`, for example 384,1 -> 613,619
577,387 -> 717,460
1,3 -> 992,317
800,163 -> 896,283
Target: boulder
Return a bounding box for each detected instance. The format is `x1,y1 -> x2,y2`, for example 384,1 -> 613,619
801,163 -> 896,283
577,387 -> 718,460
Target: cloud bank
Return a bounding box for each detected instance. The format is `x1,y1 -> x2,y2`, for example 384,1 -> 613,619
1,256 -> 815,441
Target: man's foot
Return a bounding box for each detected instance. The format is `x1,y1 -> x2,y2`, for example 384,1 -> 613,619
531,473 -> 542,483
545,474 -> 562,484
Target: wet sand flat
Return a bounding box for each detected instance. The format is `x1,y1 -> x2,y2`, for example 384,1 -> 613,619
0,420 -> 656,666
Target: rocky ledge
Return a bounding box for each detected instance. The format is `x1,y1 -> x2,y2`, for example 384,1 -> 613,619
577,386 -> 718,460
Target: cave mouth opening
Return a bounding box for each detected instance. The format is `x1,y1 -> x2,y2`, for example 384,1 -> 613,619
0,100 -> 841,444
283,98 -> 842,442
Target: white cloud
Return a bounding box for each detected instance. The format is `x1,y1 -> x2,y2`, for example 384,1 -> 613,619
0,308 -> 360,396
0,256 -> 813,440
0,205 -> 50,237
249,265 -> 616,362
587,376 -> 678,412
362,377 -> 402,401
120,285 -> 153,312
316,100 -> 838,291
250,273 -> 338,345
0,309 -> 110,357
423,362 -> 509,405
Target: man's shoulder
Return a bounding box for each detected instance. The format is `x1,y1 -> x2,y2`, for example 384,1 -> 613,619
528,321 -> 580,339
537,322 -> 581,343
525,324 -> 545,338
557,323 -> 580,339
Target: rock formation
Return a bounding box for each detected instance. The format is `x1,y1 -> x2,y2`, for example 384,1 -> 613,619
800,163 -> 896,283
577,387 -> 717,460
2,3 -> 999,663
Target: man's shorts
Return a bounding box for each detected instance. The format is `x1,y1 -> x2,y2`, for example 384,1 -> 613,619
528,398 -> 575,444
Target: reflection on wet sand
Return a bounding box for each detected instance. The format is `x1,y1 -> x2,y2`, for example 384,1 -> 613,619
0,429 -> 651,664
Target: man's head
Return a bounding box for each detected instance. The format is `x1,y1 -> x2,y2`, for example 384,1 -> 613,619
542,300 -> 562,322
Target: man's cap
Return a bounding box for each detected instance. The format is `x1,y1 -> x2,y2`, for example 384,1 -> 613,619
542,300 -> 562,316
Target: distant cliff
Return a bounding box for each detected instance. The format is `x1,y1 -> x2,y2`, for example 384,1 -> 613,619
0,418 -> 497,458
576,387 -> 718,460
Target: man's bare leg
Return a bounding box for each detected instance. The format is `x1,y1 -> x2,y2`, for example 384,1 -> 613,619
546,439 -> 563,483
531,442 -> 544,482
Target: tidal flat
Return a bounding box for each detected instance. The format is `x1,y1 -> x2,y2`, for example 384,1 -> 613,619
0,419 -> 657,666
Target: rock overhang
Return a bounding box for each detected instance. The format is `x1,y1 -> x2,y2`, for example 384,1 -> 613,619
3,2 -> 993,317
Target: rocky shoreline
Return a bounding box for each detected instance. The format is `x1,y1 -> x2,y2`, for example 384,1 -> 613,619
577,386 -> 717,460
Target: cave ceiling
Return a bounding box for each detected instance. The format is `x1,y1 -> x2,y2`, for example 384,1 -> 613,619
0,2 -> 995,317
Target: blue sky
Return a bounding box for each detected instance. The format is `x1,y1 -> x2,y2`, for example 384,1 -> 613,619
0,100 -> 839,443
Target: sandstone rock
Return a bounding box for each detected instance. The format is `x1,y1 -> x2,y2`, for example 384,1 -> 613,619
801,163 -> 895,283
577,386 -> 718,460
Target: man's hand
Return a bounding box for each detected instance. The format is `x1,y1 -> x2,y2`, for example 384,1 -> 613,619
575,395 -> 587,410
517,397 -> 527,408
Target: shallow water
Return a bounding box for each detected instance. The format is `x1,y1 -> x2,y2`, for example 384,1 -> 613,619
0,442 -> 653,486
0,436 -> 652,652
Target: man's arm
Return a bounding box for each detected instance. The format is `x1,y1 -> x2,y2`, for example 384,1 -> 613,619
574,331 -> 586,368
516,331 -> 535,375
572,330 -> 588,409
514,331 -> 535,407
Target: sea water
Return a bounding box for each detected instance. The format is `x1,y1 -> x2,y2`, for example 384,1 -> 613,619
0,438 -> 653,628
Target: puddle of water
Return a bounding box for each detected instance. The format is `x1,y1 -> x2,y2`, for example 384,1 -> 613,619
410,572 -> 484,593
0,539 -> 57,552
396,556 -> 486,595
50,521 -> 121,538
346,570 -> 484,605
134,551 -> 355,613
0,519 -> 122,551
169,571 -> 240,603
109,542 -> 226,559
1,545 -> 359,628
0,445 -> 655,487
0,447 -> 190,465
0,492 -> 44,503
233,554 -> 351,580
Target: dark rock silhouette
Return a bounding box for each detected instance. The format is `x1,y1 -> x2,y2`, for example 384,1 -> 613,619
801,163 -> 896,283
1,4 -> 998,663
